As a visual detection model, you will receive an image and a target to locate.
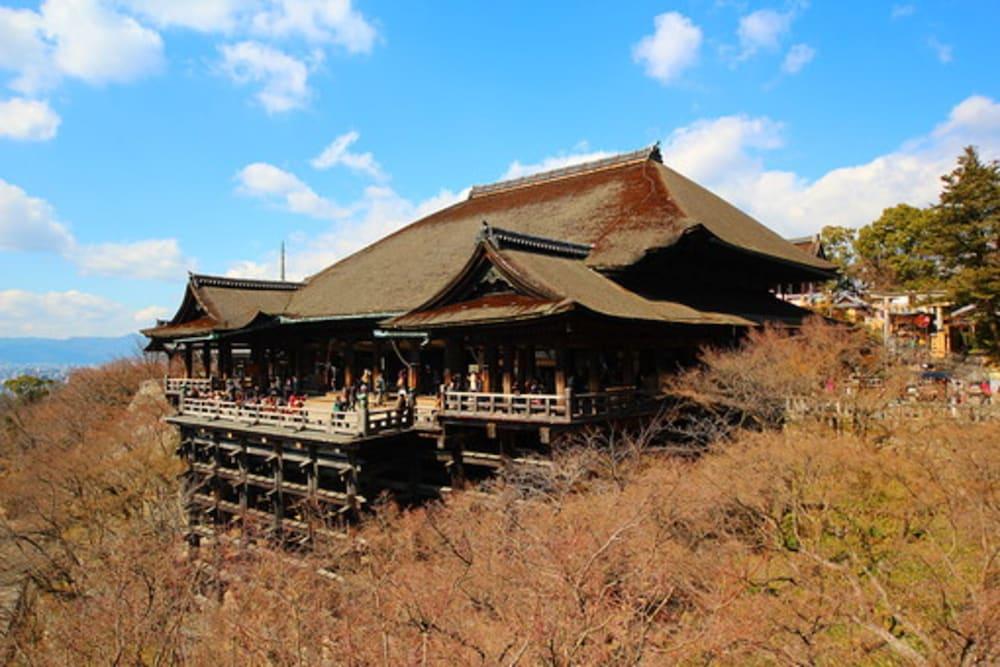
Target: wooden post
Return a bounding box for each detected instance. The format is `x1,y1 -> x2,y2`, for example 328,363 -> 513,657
183,344 -> 194,378
273,443 -> 284,536
201,342 -> 212,379
515,346 -> 527,390
554,348 -> 567,396
501,345 -> 513,394
218,340 -> 232,379
483,343 -> 498,392
406,345 -> 420,394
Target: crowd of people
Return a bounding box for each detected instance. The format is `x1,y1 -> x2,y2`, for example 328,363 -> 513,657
182,375 -> 309,412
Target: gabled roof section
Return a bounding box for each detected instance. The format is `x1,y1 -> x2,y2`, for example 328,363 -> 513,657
385,230 -> 763,330
143,273 -> 302,339
288,146 -> 834,320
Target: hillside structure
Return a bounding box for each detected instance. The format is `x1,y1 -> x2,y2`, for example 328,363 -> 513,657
144,146 -> 835,541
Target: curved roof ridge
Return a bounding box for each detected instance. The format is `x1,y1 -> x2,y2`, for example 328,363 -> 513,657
468,144 -> 661,199
190,272 -> 303,291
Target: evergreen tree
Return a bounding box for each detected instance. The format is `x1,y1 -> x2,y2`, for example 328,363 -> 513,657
930,146 -> 1000,357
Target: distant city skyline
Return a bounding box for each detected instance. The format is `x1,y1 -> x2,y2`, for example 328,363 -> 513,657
1,1 -> 998,337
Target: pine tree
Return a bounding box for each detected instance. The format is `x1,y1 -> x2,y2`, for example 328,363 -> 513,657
931,146 -> 1000,358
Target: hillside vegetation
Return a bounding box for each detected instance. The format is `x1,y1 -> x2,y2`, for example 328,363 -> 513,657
0,327 -> 997,665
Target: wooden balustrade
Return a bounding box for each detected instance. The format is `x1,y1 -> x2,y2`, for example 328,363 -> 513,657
176,396 -> 412,437
164,377 -> 213,394
441,388 -> 648,423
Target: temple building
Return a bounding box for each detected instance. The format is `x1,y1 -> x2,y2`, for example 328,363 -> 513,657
143,146 -> 835,542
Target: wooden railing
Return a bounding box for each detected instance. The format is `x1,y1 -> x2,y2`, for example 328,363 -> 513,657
164,377 -> 213,394
441,388 -> 649,423
176,396 -> 412,437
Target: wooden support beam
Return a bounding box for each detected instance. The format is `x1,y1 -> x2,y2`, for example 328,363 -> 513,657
484,344 -> 498,393
183,344 -> 194,378
587,349 -> 601,393
554,347 -> 567,396
201,342 -> 212,379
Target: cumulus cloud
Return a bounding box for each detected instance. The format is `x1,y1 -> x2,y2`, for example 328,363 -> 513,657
0,97 -> 61,141
228,183 -> 467,280
492,95 -> 1000,239
251,0 -> 377,53
781,43 -> 815,74
219,41 -> 311,113
660,95 -> 1000,236
236,162 -> 352,219
0,289 -> 148,337
737,8 -> 794,59
632,12 -> 702,85
311,131 -> 385,179
121,0 -> 244,32
0,178 -> 74,252
69,239 -> 193,280
0,178 -> 192,279
0,0 -> 164,94
133,304 -> 170,325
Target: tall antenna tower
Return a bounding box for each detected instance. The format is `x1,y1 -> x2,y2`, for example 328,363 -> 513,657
280,241 -> 286,281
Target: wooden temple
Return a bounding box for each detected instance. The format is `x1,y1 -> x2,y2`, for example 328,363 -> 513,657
143,146 -> 835,542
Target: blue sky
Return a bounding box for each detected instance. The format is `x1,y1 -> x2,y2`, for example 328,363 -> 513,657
0,0 -> 998,337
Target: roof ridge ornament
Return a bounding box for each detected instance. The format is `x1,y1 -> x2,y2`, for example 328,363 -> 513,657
189,273 -> 303,291
469,143 -> 662,199
479,223 -> 591,259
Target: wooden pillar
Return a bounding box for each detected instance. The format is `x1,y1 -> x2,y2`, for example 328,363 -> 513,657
251,341 -> 266,388
502,345 -> 513,394
218,340 -> 232,379
183,344 -> 194,378
554,348 -> 567,395
525,344 -> 536,384
201,342 -> 212,378
273,443 -> 284,536
406,345 -> 420,393
483,343 -> 498,392
587,349 -> 601,392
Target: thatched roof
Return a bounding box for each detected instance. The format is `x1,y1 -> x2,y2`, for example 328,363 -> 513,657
287,147 -> 833,320
142,274 -> 301,340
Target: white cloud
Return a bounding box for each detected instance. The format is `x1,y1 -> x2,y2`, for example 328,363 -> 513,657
781,43 -> 815,74
891,4 -> 915,19
0,178 -> 192,279
311,130 -> 385,179
928,37 -> 953,64
69,239 -> 193,280
660,95 -> 1000,236
236,162 -> 352,219
121,0 -> 244,32
737,8 -> 794,59
0,0 -> 164,94
133,304 -> 170,325
501,150 -> 616,180
219,41 -> 310,113
0,178 -> 74,252
0,289 -> 139,337
0,97 -> 60,141
250,0 -> 377,54
632,12 -> 702,85
228,184 -> 467,280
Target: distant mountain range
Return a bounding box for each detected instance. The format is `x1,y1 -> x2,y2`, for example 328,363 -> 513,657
0,334 -> 146,366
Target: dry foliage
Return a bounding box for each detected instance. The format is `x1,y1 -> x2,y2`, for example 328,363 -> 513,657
0,340 -> 997,665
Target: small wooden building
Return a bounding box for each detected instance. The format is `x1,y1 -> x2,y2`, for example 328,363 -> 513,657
144,146 -> 835,541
